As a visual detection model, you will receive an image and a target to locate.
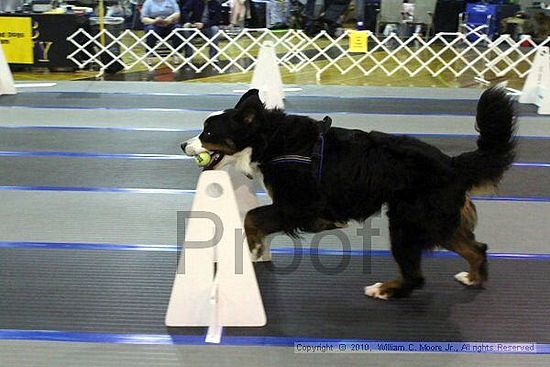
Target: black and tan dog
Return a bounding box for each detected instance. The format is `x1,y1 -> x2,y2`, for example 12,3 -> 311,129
181,86 -> 516,299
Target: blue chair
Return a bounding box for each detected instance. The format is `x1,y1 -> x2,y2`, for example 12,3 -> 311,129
461,3 -> 498,41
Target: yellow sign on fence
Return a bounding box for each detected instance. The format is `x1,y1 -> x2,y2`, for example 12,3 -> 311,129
348,30 -> 368,53
0,17 -> 34,64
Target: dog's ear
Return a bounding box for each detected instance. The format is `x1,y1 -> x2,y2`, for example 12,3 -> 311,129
235,89 -> 260,109
235,93 -> 264,125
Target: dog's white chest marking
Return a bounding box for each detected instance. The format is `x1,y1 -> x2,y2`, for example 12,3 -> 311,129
224,147 -> 260,179
207,110 -> 224,118
223,148 -> 270,199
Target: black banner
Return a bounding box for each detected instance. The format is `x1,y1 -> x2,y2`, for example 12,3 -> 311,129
32,13 -> 89,68
1,13 -> 88,68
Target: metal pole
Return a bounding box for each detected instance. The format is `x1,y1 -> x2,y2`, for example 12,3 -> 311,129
99,0 -> 105,46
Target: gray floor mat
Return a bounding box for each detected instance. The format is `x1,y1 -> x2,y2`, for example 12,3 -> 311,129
1,248 -> 548,343
0,128 -> 548,163
0,157 -> 546,198
0,92 -> 540,116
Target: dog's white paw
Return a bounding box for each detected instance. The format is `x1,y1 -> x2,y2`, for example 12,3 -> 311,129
250,243 -> 272,262
250,244 -> 262,261
253,251 -> 272,262
454,271 -> 475,286
364,282 -> 389,300
249,239 -> 272,262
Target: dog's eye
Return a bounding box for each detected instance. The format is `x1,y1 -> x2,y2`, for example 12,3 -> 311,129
205,132 -> 212,137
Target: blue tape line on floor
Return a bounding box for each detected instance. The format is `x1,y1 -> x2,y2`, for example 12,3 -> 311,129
23,91 -> 240,97
470,195 -> 550,202
2,125 -> 549,140
1,241 -> 550,260
0,104 -> 498,116
0,329 -> 549,354
0,330 -> 203,345
403,133 -> 550,140
0,125 -> 195,132
2,185 -> 550,202
0,151 -> 191,160
0,241 -> 178,251
512,162 -> 550,168
21,91 -> 481,101
0,185 -> 196,194
0,150 -> 548,166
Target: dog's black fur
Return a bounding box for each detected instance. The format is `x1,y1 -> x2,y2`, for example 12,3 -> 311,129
188,86 -> 516,299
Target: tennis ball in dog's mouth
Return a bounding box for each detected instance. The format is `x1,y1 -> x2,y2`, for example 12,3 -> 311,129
194,152 -> 212,167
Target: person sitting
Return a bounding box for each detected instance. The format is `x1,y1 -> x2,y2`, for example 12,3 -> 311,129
181,0 -> 222,61
141,0 -> 182,60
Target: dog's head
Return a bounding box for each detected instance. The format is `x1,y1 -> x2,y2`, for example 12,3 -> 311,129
181,89 -> 266,174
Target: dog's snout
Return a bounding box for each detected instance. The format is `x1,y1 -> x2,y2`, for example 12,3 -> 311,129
181,136 -> 204,156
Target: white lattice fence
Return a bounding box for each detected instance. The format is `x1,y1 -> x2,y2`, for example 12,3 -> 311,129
66,28 -> 550,81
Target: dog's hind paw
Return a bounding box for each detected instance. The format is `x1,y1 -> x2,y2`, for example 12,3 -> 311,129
253,251 -> 272,262
364,282 -> 389,300
454,271 -> 476,286
249,243 -> 272,262
250,244 -> 262,260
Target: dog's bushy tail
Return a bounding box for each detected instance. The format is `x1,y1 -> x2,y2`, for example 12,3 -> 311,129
452,85 -> 517,191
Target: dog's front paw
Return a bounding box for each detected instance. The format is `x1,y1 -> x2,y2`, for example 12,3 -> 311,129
454,271 -> 477,286
365,277 -> 423,299
364,282 -> 389,300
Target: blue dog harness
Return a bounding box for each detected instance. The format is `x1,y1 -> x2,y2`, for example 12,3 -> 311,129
268,116 -> 332,181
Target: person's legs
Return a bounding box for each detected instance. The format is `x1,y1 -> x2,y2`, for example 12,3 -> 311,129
145,24 -> 182,64
304,0 -> 316,19
203,26 -> 220,59
304,0 -> 316,27
355,0 -> 365,30
268,0 -> 289,28
144,24 -> 169,65
304,0 -> 321,35
144,24 -> 158,49
230,0 -> 245,26
145,24 -> 177,48
131,3 -> 143,30
165,23 -> 183,53
182,29 -> 193,59
323,0 -> 350,25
